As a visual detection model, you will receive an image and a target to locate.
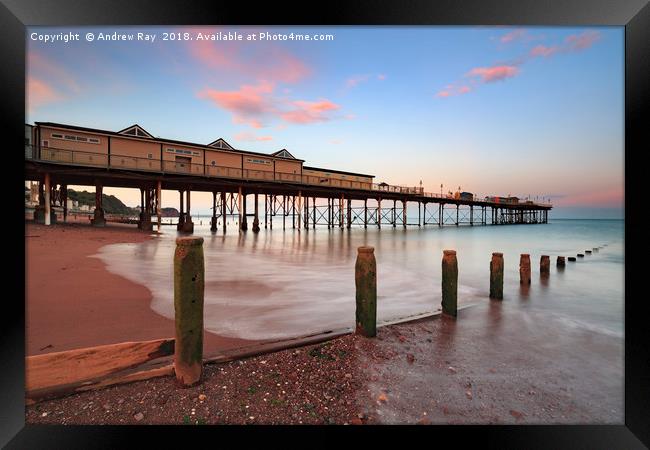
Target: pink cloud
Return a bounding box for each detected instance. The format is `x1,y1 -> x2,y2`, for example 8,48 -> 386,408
500,29 -> 527,43
554,187 -> 623,208
234,132 -> 273,142
27,76 -> 62,111
186,28 -> 310,84
530,45 -> 559,58
467,65 -> 519,82
377,74 -> 387,80
281,99 -> 340,124
27,50 -> 81,95
565,30 -> 601,51
198,81 -> 275,128
200,83 -> 341,127
346,75 -> 370,88
436,84 -> 472,98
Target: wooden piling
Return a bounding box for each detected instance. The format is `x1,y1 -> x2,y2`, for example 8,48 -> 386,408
441,250 -> 458,317
568,256 -> 576,262
489,252 -> 504,300
557,256 -> 566,267
519,254 -> 531,284
173,237 -> 204,387
540,255 -> 550,275
355,246 -> 377,337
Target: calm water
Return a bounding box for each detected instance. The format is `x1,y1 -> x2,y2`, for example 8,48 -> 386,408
95,218 -> 624,342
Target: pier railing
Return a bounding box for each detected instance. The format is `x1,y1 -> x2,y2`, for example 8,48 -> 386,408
26,145 -> 552,208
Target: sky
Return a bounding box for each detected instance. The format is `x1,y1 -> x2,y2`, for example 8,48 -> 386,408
26,26 -> 624,218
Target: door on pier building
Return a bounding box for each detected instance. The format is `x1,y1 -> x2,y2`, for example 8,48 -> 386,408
175,155 -> 191,173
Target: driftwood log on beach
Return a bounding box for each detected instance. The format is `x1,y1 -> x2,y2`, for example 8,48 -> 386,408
26,338 -> 175,402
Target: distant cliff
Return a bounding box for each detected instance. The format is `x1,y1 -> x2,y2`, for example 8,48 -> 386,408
67,189 -> 136,215
161,207 -> 179,217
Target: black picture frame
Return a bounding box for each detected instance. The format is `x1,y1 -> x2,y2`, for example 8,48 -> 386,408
2,0 -> 648,447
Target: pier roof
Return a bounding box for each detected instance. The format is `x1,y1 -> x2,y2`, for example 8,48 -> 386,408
303,165 -> 375,178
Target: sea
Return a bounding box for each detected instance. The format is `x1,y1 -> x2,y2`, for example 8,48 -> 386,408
94,218 -> 624,343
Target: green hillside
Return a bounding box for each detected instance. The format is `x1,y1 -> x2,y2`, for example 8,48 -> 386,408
67,189 -> 137,215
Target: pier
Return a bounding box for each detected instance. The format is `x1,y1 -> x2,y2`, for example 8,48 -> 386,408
24,122 -> 551,233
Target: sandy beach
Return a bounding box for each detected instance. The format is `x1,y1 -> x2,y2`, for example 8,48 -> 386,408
25,220 -> 257,357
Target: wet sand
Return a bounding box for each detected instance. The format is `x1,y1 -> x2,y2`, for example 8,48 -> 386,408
25,307 -> 623,425
25,221 -> 257,356
356,303 -> 623,424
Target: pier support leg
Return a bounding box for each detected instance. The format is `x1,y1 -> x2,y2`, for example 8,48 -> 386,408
173,236 -> 204,387
139,188 -> 153,231
490,252 -> 504,300
418,201 -> 421,227
91,180 -> 105,227
402,200 -> 407,228
347,198 -> 352,229
441,250 -> 458,317
34,181 -> 46,223
241,190 -> 248,231
221,192 -> 227,233
253,193 -> 260,233
439,204 -> 443,227
292,196 -> 296,229
456,204 -> 459,226
180,190 -> 194,233
520,254 -> 531,285
340,195 -> 344,229
211,192 -> 217,232
540,255 -> 550,276
470,205 -> 474,226
156,181 -> 162,232
304,196 -> 309,229
264,194 -> 268,229
377,198 -> 382,229
355,246 -> 377,337
297,192 -> 302,230
283,196 -> 287,230
177,191 -> 185,230
44,173 -> 52,226
62,185 -> 68,223
364,199 -> 368,229
392,200 -> 396,228
313,197 -> 316,229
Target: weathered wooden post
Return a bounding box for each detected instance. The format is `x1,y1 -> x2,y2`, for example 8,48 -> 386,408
520,254 -> 531,284
540,255 -> 550,275
489,252 -> 504,300
174,236 -> 205,387
355,246 -> 377,337
557,256 -> 566,267
441,250 -> 458,317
